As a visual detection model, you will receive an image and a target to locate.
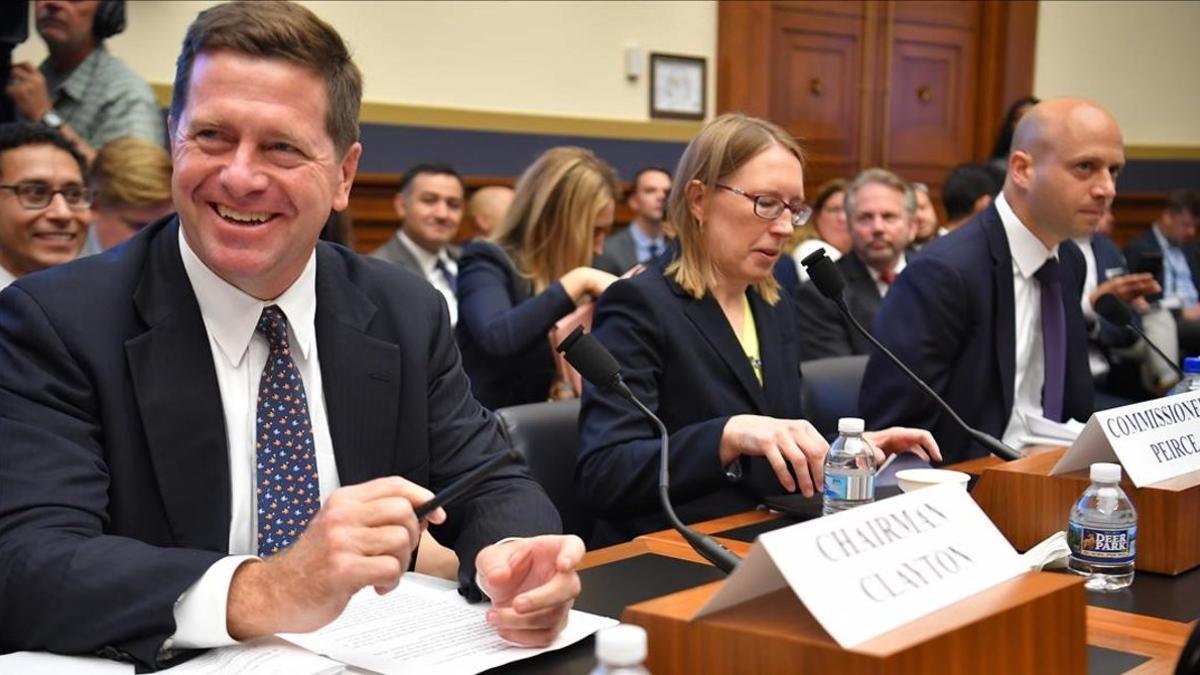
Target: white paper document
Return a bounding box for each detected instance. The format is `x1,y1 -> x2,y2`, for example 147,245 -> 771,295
697,483 -> 1027,648
280,573 -> 616,675
163,640 -> 343,674
1019,411 -> 1086,447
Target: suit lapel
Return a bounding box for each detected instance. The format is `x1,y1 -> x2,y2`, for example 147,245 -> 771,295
313,246 -> 403,486
750,291 -> 795,416
674,279 -> 768,412
983,209 -> 1016,413
126,220 -> 231,551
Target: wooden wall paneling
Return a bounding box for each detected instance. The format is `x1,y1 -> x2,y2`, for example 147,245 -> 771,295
1111,193 -> 1166,249
717,1 -> 772,118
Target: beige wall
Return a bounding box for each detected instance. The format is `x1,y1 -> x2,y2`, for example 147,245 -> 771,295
1034,0 -> 1200,148
13,0 -> 717,125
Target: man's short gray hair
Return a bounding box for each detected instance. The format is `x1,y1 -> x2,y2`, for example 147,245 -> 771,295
844,167 -> 916,219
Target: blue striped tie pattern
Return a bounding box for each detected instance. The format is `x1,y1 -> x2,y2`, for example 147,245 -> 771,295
255,306 -> 320,557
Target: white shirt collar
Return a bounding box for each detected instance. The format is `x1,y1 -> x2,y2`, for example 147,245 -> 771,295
995,192 -> 1057,279
865,253 -> 907,283
178,227 -> 317,368
0,262 -> 16,290
397,229 -> 450,274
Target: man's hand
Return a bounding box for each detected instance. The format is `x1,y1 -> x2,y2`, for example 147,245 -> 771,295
862,427 -> 942,465
226,476 -> 445,640
6,63 -> 53,120
1089,272 -> 1160,306
476,535 -> 584,647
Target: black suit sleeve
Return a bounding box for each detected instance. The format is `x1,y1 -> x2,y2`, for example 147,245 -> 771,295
419,290 -> 562,600
0,286 -> 223,669
577,280 -> 733,519
793,280 -> 855,360
859,255 -> 969,432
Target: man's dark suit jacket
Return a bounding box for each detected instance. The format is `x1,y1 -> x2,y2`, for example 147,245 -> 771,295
594,226 -> 638,275
794,254 -> 882,360
1124,227 -> 1200,299
860,205 -> 1094,464
578,266 -> 806,546
368,232 -> 461,276
1089,233 -> 1138,351
0,219 -> 558,668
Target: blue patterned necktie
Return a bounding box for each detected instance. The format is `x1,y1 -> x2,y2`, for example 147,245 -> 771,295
436,258 -> 457,294
255,305 -> 319,557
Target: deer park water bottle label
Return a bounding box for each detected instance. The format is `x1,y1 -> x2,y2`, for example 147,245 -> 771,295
1068,522 -> 1137,565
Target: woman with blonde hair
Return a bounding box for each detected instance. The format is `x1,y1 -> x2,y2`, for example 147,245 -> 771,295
577,114 -> 939,544
457,146 -> 619,409
790,178 -> 851,279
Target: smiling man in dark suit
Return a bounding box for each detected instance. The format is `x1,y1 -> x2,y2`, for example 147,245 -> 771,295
861,98 -> 1122,463
795,167 -> 915,360
0,2 -> 578,669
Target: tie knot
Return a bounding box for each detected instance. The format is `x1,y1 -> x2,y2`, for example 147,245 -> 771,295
1034,257 -> 1060,285
256,305 -> 291,350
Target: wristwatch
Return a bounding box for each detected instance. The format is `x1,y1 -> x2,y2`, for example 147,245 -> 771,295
41,110 -> 64,129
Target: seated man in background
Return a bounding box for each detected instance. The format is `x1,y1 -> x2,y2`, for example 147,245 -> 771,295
5,0 -> 163,163
0,2 -> 578,668
1125,189 -> 1200,356
795,168 -> 914,360
941,162 -> 998,231
0,121 -> 88,289
82,135 -> 173,254
863,98 -> 1121,463
595,166 -> 670,274
370,162 -> 465,325
465,184 -> 513,240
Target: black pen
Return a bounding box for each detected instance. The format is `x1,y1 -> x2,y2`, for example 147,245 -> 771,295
414,447 -> 521,520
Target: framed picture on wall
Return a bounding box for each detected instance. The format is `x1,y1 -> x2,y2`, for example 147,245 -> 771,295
649,53 -> 706,120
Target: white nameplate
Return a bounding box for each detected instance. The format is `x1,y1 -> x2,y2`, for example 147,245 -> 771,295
695,483 -> 1026,648
1051,390 -> 1200,487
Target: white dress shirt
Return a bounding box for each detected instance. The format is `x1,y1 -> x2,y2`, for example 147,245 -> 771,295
397,230 -> 458,326
0,263 -> 15,290
167,229 -> 342,649
995,193 -> 1060,449
865,254 -> 907,298
1073,236 -> 1110,378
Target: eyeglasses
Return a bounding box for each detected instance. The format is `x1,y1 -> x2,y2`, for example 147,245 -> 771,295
0,182 -> 93,210
715,184 -> 812,227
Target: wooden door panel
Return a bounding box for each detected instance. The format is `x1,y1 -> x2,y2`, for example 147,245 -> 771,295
887,23 -> 978,170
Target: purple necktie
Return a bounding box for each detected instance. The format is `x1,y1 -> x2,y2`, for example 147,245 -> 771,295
255,306 -> 319,557
1034,259 -> 1066,422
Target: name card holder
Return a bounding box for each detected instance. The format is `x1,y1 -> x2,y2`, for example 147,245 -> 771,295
971,448 -> 1200,575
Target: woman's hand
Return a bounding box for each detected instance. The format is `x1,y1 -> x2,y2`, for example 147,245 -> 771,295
560,267 -> 618,305
719,415 -> 829,496
862,427 -> 942,464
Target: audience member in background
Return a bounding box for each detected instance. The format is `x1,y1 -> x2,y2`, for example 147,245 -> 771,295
0,121 -> 88,288
1072,210 -> 1161,406
1124,189 -> 1200,356
5,0 -> 163,164
794,168 -> 914,360
464,184 -> 513,240
595,166 -> 670,274
370,163 -> 465,326
81,135 -> 172,254
941,162 -> 998,230
457,146 -> 618,410
578,114 -> 938,545
910,182 -> 940,248
988,95 -> 1040,174
864,98 -> 1121,462
0,3 -> 577,666
790,178 -> 849,281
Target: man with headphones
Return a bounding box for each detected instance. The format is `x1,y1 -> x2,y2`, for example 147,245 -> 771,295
5,0 -> 162,164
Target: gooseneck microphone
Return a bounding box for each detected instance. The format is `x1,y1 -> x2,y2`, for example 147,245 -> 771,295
557,326 -> 741,573
1093,293 -> 1184,379
800,249 -> 1024,462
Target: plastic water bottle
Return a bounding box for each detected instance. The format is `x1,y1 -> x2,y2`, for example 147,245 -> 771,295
1166,356 -> 1200,396
589,624 -> 650,674
822,417 -> 876,516
1067,462 -> 1137,592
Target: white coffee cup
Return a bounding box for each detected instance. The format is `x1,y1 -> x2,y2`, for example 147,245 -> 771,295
895,468 -> 971,493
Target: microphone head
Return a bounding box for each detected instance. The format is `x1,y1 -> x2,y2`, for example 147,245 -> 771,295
1094,293 -> 1132,326
556,326 -> 622,387
800,248 -> 846,301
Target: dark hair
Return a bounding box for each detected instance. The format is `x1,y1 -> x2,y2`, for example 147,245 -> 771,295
398,162 -> 465,195
628,166 -> 671,197
0,122 -> 88,183
1165,189 -> 1200,218
941,163 -> 999,221
171,1 -> 362,155
989,96 -> 1040,161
